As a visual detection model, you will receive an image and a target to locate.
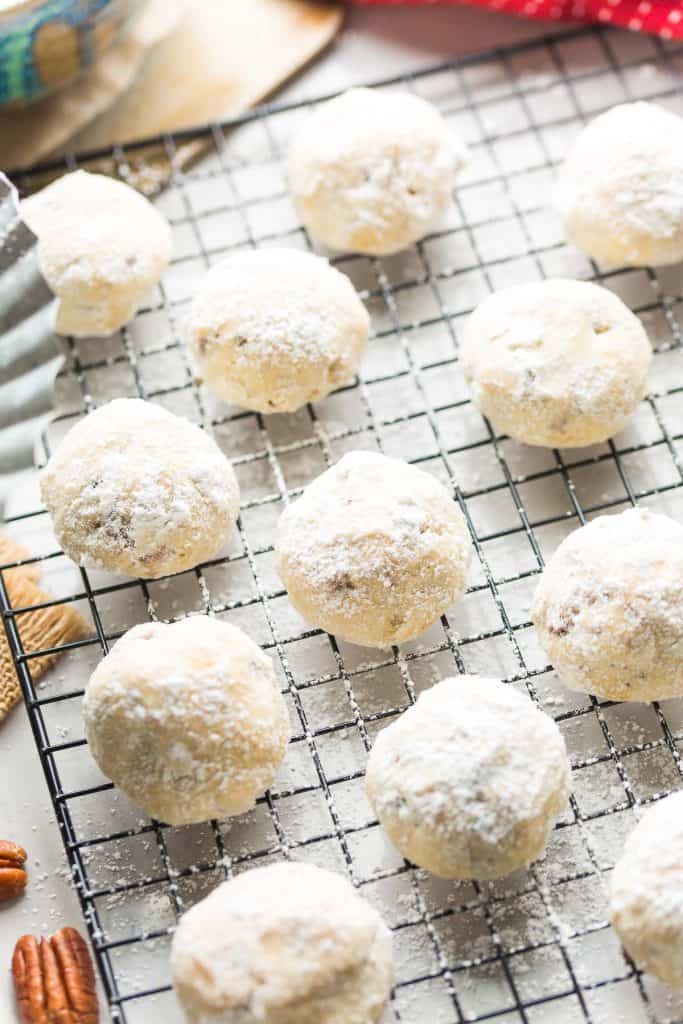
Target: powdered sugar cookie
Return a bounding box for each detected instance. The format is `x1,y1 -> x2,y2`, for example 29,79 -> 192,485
40,398 -> 239,579
83,617 -> 289,825
275,451 -> 472,647
533,508 -> 683,702
288,88 -> 468,255
611,792 -> 683,987
22,170 -> 171,336
189,249 -> 369,413
462,279 -> 651,448
171,862 -> 394,1024
555,102 -> 683,267
366,676 -> 570,879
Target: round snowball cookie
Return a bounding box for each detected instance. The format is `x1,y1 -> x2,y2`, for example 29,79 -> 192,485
275,451 -> 472,647
22,170 -> 171,337
533,508 -> 683,702
40,398 -> 239,579
611,792 -> 683,986
462,279 -> 652,448
366,676 -> 570,879
83,617 -> 289,825
287,87 -> 468,255
189,249 -> 369,413
555,102 -> 683,267
171,862 -> 394,1024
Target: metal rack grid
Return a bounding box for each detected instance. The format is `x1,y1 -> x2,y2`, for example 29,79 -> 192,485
3,22 -> 683,1024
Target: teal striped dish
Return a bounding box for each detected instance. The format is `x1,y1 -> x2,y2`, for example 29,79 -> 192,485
0,0 -> 140,107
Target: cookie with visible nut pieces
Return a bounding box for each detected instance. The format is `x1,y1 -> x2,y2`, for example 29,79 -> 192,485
275,450 -> 472,647
40,398 -> 240,580
532,507 -> 683,702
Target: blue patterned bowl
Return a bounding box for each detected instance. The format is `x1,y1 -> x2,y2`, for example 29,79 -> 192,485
0,0 -> 144,107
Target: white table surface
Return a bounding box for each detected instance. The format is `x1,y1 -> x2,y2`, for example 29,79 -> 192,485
0,4 -> 579,1020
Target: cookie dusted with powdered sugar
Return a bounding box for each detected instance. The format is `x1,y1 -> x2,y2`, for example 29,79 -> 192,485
365,676 -> 570,880
40,399 -> 239,579
275,451 -> 472,647
555,102 -> 683,267
189,249 -> 369,413
171,862 -> 394,1024
611,792 -> 683,987
288,88 -> 468,255
462,279 -> 651,449
533,508 -> 683,702
83,617 -> 289,825
22,170 -> 171,337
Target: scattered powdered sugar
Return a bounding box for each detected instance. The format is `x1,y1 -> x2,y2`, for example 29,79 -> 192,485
533,507 -> 683,702
613,182 -> 683,239
40,398 -> 240,579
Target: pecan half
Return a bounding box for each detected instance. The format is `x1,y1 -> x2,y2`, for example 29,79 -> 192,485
0,840 -> 28,900
12,927 -> 99,1024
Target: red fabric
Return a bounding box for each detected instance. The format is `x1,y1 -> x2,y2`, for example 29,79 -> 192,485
347,0 -> 683,39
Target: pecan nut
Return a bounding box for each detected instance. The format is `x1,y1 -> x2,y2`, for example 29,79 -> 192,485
0,840 -> 28,900
12,926 -> 99,1024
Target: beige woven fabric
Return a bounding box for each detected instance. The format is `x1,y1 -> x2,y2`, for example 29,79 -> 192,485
0,535 -> 88,723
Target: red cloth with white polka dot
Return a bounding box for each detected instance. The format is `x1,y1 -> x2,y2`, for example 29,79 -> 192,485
348,0 -> 683,39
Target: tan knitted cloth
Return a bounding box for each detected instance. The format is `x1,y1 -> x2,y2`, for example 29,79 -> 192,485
0,534 -> 88,722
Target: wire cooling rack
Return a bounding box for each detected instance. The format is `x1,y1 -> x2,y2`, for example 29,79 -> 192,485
4,22 -> 683,1024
